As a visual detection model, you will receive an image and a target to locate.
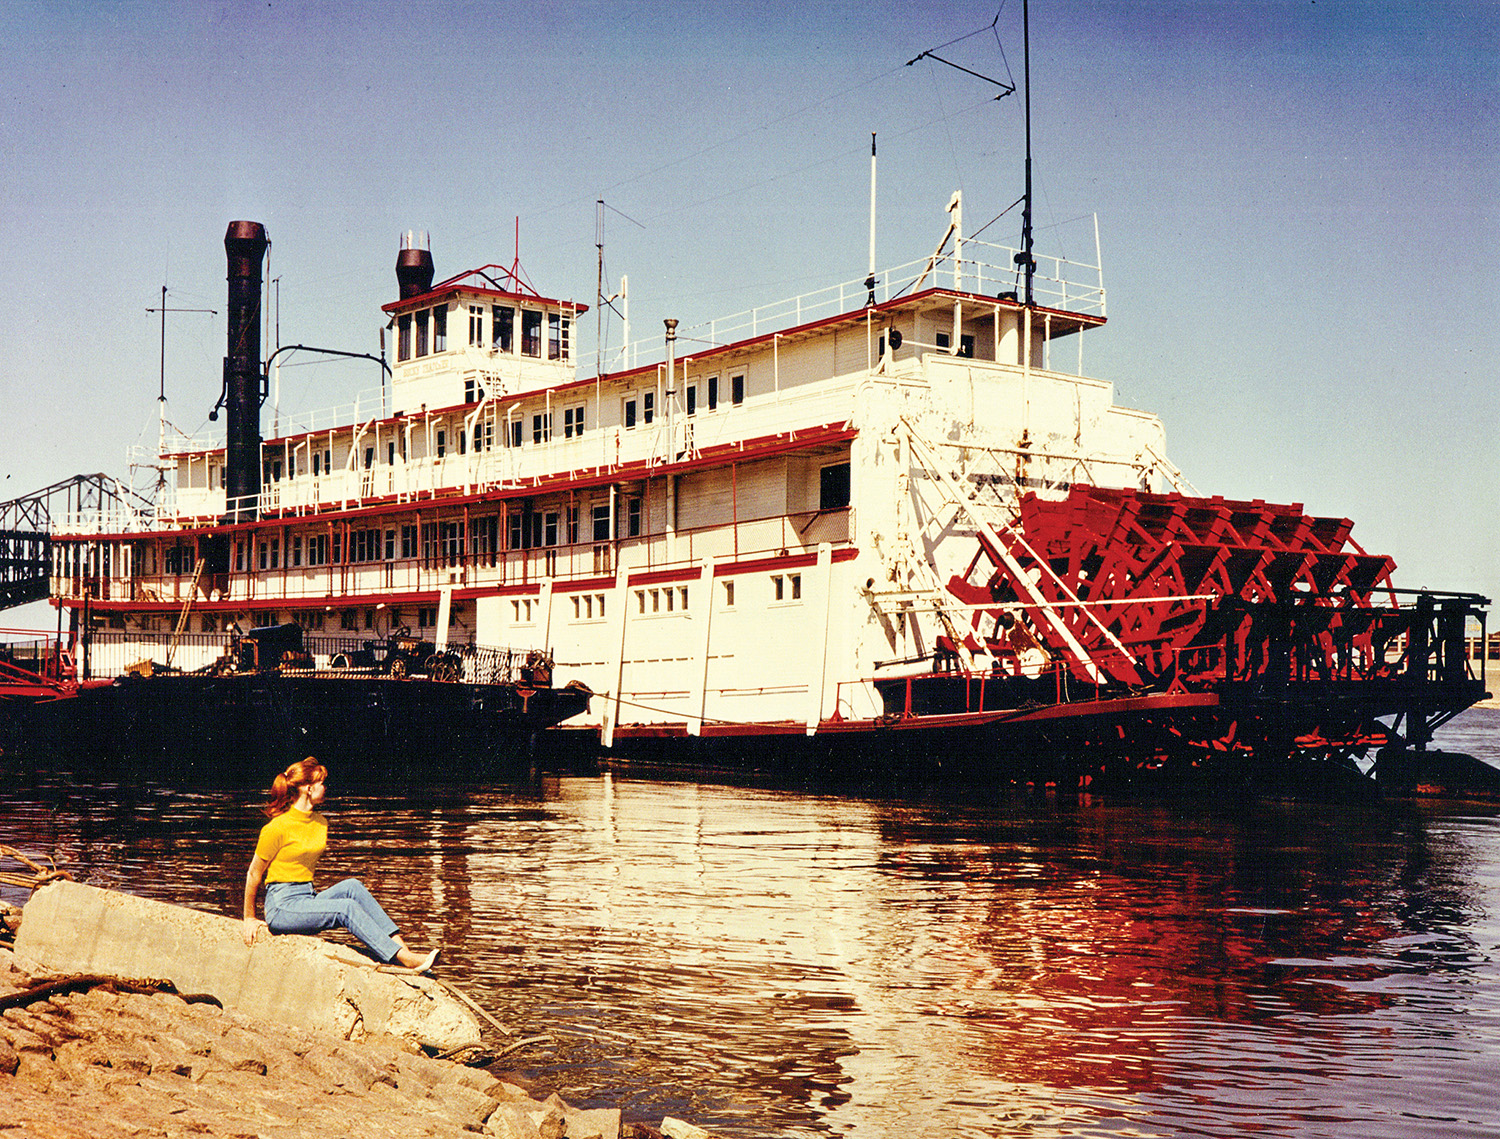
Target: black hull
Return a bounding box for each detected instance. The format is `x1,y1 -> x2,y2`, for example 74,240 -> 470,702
8,673 -> 590,786
588,677 -> 1495,798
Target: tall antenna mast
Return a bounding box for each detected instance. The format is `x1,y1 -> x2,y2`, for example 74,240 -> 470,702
1020,0 -> 1036,306
145,285 -> 215,493
866,133 -> 878,307
905,10 -> 1021,293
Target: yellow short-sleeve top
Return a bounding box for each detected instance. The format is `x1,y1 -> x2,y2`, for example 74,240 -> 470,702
254,808 -> 328,883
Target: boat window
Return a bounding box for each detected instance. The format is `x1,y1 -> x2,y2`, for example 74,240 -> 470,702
415,309 -> 429,357
493,306 -> 514,352
521,310 -> 543,357
436,430 -> 446,458
532,413 -> 552,444
642,392 -> 655,424
548,313 -> 569,361
364,447 -> 374,470
626,497 -> 642,537
457,429 -> 466,455
707,375 -> 718,411
623,397 -> 637,429
432,305 -> 447,352
566,505 -> 579,544
771,573 -> 802,603
685,385 -> 697,416
563,405 -> 585,438
469,305 -> 484,346
398,313 -> 412,361
731,374 -> 744,405
592,504 -> 611,542
722,580 -> 734,608
819,462 -> 850,510
509,420 -> 523,448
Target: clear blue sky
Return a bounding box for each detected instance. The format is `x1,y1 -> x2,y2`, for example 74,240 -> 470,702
2,0 -> 1495,626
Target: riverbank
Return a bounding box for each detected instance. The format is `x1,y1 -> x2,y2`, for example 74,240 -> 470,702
0,943 -> 683,1139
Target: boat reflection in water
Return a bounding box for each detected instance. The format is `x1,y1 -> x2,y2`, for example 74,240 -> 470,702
5,715 -> 1498,1137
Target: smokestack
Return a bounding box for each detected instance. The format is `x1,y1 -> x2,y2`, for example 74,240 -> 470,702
224,221 -> 268,522
396,230 -> 434,299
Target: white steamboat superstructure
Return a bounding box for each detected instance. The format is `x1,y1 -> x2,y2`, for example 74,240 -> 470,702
40,204 -> 1487,786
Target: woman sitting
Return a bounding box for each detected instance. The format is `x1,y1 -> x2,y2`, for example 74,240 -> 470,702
241,757 -> 438,972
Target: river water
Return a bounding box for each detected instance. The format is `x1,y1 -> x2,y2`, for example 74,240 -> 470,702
5,708 -> 1500,1137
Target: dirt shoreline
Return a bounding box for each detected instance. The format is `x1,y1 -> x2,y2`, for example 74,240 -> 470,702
0,945 -> 658,1139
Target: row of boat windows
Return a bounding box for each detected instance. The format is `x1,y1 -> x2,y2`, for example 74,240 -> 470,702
521,574 -> 804,624
396,304 -> 571,363
216,373 -> 754,491
129,605 -> 453,635
156,465 -> 849,576
247,376 -> 744,486
224,504 -> 642,573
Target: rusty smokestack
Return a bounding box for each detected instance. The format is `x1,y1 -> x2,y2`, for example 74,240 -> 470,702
223,221 -> 268,522
396,230 -> 434,299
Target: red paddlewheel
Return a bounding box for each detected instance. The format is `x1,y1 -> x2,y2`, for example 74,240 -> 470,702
950,486 -> 1399,687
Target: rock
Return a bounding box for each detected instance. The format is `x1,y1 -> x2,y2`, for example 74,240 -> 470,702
434,1078 -> 503,1128
565,1106 -> 623,1139
0,1035 -> 19,1075
661,1118 -> 715,1139
487,1101 -> 544,1139
16,879 -> 480,1052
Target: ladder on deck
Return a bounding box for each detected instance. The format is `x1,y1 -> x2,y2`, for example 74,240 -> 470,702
165,557 -> 205,669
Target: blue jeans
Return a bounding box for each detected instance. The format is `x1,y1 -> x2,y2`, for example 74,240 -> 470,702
264,878 -> 402,963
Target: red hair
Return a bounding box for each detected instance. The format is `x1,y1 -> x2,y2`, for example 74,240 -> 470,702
263,757 -> 328,818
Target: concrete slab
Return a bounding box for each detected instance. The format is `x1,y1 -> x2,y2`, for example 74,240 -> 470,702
15,880 -> 480,1053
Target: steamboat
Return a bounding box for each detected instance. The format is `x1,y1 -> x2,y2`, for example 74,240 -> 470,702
2,198 -> 1486,791
0,29 -> 1489,790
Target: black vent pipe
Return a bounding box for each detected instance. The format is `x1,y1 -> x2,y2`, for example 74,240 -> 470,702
395,230 -> 434,299
223,221 -> 268,522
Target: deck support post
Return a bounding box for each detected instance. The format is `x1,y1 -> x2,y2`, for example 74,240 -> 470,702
600,567 -> 630,749
435,585 -> 453,652
687,555 -> 717,737
807,542 -> 834,734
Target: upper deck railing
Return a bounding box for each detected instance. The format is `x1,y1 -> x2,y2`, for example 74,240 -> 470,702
616,235 -> 1104,370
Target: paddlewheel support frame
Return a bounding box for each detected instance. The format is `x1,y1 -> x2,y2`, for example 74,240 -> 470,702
879,484 -> 1490,778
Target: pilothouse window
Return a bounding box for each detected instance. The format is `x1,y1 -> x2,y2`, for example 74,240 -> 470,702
397,314 -> 412,361
521,310 -> 542,357
493,306 -> 514,353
